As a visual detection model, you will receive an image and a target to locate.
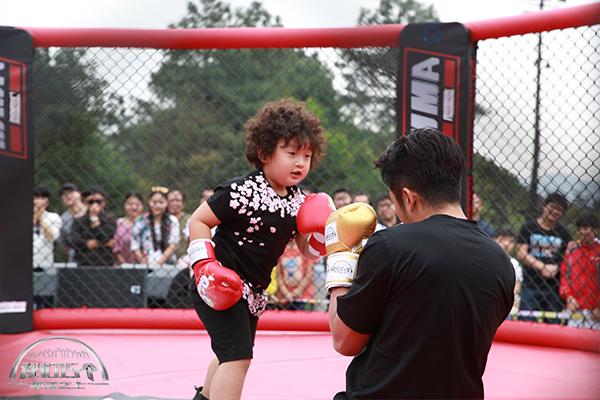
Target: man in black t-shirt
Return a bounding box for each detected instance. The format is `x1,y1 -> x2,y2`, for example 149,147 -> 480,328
327,129 -> 515,399
516,192 -> 572,323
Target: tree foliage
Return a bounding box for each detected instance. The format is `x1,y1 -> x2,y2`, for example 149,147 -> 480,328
111,0 -> 390,203
33,0 -> 595,233
33,48 -> 139,213
338,0 -> 439,139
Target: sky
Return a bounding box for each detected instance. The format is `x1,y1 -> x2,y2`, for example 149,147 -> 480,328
0,0 -> 597,29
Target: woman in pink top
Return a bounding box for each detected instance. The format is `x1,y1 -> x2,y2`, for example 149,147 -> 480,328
113,192 -> 144,265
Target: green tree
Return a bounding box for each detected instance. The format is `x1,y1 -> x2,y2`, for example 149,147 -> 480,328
474,153 -> 600,238
171,0 -> 282,28
112,0 -> 390,203
34,48 -> 139,214
472,153 -> 531,230
339,0 -> 439,139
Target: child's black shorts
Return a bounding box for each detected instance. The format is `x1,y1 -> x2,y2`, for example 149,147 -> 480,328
190,285 -> 259,363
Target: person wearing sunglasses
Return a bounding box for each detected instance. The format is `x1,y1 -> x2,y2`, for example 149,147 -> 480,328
70,187 -> 116,267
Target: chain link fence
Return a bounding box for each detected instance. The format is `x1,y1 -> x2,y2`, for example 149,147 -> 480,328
32,24 -> 599,329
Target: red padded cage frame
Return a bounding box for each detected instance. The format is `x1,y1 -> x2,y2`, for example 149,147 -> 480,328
22,3 -> 600,49
21,3 -> 600,355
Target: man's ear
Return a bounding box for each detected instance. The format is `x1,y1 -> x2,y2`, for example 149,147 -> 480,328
402,188 -> 419,213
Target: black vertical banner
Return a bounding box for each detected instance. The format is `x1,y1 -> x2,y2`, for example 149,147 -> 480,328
0,27 -> 34,333
397,23 -> 475,213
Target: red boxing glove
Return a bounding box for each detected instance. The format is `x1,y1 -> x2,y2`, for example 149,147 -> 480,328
297,192 -> 335,257
187,239 -> 243,310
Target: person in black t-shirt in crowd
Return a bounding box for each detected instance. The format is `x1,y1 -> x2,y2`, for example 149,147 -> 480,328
70,187 -> 116,266
186,98 -> 328,400
516,192 -> 572,324
327,128 -> 515,399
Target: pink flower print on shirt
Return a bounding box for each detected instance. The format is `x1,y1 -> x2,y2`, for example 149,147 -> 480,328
225,171 -> 305,245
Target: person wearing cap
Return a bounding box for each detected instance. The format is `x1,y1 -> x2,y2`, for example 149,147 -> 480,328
58,182 -> 86,262
33,186 -> 62,268
559,214 -> 600,329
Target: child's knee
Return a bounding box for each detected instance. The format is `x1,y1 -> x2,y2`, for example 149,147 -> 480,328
221,358 -> 251,373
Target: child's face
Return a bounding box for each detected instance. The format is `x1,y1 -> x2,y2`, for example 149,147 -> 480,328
577,225 -> 597,245
262,139 -> 312,192
495,235 -> 515,253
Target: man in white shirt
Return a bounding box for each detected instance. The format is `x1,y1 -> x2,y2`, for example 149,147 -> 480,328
33,186 -> 62,268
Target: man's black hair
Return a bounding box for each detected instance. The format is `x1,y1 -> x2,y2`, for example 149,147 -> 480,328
374,128 -> 465,207
543,192 -> 569,211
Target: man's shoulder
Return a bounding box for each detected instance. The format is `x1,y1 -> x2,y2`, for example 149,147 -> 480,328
368,222 -> 427,248
363,229 -> 394,256
398,215 -> 472,234
374,222 -> 387,232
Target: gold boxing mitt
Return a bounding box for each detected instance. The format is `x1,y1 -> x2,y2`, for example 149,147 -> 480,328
324,203 -> 377,291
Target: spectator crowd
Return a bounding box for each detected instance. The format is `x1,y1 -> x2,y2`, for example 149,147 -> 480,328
32,182 -> 599,329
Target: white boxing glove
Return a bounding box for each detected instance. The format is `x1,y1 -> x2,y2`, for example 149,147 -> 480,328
325,251 -> 359,291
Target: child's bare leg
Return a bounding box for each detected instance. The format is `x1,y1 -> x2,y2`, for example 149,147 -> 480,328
209,359 -> 251,400
201,357 -> 219,397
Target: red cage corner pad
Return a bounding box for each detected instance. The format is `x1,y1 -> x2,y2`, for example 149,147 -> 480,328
32,308 -> 600,353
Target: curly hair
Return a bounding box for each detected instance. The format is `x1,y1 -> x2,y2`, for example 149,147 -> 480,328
245,98 -> 326,170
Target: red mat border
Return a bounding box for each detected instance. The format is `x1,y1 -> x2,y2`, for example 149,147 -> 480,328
32,308 -> 600,353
